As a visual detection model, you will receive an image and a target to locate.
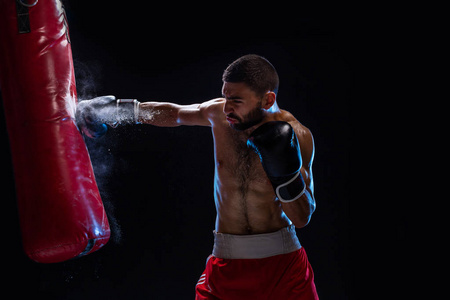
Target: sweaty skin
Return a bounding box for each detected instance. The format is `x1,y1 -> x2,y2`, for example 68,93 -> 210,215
138,82 -> 316,235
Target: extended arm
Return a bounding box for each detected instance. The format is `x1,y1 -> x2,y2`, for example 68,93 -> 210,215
76,96 -> 218,138
138,101 -> 211,127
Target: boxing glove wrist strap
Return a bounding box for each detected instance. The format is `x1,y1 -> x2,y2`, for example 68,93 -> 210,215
108,99 -> 140,127
276,171 -> 307,203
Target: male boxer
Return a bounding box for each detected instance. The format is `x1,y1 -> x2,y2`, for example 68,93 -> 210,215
76,55 -> 318,299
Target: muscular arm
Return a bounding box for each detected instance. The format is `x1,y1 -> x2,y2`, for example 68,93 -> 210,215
137,99 -> 222,127
281,167 -> 316,228
281,123 -> 316,228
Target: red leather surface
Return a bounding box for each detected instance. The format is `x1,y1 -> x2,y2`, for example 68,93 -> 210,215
0,0 -> 110,263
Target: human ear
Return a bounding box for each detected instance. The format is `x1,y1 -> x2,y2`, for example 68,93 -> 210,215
262,91 -> 276,109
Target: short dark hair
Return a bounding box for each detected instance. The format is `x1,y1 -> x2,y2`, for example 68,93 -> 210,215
222,54 -> 279,97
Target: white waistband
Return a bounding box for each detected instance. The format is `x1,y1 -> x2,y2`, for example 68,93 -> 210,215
212,225 -> 301,259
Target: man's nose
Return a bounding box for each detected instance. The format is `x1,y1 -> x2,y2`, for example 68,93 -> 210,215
223,100 -> 233,114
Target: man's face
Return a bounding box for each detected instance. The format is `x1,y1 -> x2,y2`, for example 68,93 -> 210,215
222,82 -> 265,131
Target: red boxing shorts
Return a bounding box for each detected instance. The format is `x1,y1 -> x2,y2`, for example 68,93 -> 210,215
195,225 -> 319,299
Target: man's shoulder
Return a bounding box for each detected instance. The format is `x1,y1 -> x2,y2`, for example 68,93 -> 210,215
277,110 -> 314,146
277,110 -> 309,131
276,109 -> 297,123
199,98 -> 225,120
200,98 -> 225,109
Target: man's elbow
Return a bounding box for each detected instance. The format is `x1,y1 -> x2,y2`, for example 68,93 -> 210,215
292,204 -> 316,228
293,215 -> 312,228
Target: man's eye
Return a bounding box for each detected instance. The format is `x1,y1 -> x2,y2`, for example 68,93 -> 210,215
234,100 -> 242,104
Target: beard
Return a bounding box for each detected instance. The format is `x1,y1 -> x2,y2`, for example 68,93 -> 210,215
227,102 -> 264,131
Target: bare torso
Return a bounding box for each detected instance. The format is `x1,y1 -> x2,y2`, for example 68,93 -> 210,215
208,100 -> 311,235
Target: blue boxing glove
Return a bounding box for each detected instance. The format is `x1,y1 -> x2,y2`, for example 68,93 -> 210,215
247,121 -> 306,202
75,96 -> 140,138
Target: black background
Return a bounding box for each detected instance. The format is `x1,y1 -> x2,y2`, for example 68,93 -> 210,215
2,1 -> 353,299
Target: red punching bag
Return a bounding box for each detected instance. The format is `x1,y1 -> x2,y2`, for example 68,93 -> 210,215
0,0 -> 110,263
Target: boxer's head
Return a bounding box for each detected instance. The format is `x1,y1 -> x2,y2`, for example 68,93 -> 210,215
222,55 -> 279,131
